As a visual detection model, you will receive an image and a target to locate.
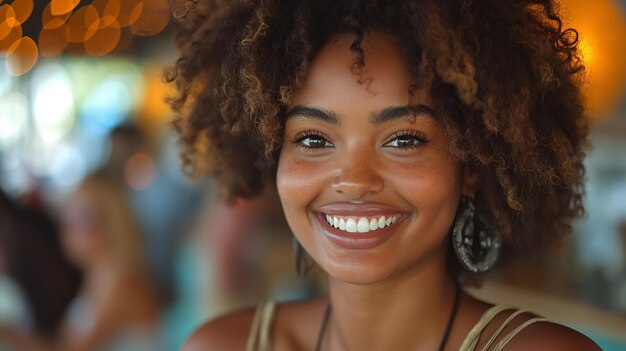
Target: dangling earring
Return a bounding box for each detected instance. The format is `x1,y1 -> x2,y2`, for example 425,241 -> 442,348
293,238 -> 313,276
452,197 -> 502,274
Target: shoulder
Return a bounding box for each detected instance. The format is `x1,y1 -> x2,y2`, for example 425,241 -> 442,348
181,306 -> 257,351
181,298 -> 328,351
475,307 -> 601,351
505,319 -> 601,351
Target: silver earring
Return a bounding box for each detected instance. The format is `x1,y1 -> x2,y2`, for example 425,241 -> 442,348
452,197 -> 502,274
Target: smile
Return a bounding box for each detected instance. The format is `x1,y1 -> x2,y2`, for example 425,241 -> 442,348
323,214 -> 399,233
315,203 -> 408,250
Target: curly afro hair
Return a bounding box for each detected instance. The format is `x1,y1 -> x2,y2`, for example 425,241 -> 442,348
166,0 -> 589,257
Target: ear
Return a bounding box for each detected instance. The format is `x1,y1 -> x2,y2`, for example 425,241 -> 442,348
461,164 -> 480,198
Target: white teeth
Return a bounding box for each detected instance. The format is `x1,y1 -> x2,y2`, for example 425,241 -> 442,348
357,217 -> 370,233
369,218 -> 378,231
378,216 -> 386,229
346,218 -> 358,233
324,214 -> 401,233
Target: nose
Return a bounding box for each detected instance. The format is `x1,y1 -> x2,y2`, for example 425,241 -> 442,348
331,151 -> 384,199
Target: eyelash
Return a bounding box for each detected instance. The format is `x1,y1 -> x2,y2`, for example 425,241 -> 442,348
383,130 -> 429,150
291,130 -> 429,151
292,130 -> 333,151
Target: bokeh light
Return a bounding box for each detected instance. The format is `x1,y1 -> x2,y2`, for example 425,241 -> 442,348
42,1 -> 71,30
92,0 -> 120,27
0,91 -> 28,149
65,4 -> 99,43
130,0 -> 169,36
5,36 -> 38,76
80,77 -> 133,136
0,20 -> 21,56
32,65 -> 75,144
50,0 -> 80,16
0,4 -> 17,38
112,27 -> 134,53
84,18 -> 121,56
9,0 -> 33,25
38,24 -> 69,57
115,0 -> 142,28
48,142 -> 87,190
1,0 -> 175,74
563,0 -> 626,117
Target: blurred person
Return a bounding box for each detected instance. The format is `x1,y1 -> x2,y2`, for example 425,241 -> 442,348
197,187 -> 323,310
0,187 -> 81,345
102,124 -> 200,304
169,1 -> 601,350
1,175 -> 162,351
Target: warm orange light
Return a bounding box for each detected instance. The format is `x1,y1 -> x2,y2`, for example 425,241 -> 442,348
42,2 -> 71,29
84,19 -> 121,56
38,24 -> 69,57
112,27 -> 134,53
139,65 -> 177,129
65,5 -> 99,43
130,0 -> 169,36
9,0 -> 32,25
116,0 -> 142,28
104,0 -> 121,20
0,5 -> 17,40
562,0 -> 626,117
0,22 -> 21,57
5,36 -> 38,76
50,0 -> 80,16
91,0 -> 118,27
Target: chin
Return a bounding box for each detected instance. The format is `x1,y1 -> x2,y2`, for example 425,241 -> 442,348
320,253 -> 398,285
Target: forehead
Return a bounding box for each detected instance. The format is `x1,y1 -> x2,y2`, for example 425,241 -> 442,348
292,31 -> 432,108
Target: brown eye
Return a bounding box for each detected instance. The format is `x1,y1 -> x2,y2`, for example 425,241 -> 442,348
293,130 -> 334,150
383,131 -> 428,150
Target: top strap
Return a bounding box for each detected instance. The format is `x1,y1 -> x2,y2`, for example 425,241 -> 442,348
460,305 -> 513,351
459,304 -> 549,351
491,317 -> 549,351
246,300 -> 277,351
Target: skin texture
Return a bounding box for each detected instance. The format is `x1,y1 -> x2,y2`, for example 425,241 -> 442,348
182,33 -> 601,351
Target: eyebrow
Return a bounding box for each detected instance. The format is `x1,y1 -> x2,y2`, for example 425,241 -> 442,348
370,104 -> 437,124
285,106 -> 340,125
285,104 -> 436,126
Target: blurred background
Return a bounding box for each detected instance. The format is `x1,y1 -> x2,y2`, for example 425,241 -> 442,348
0,0 -> 624,350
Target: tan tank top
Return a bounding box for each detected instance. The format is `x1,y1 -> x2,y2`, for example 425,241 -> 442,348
246,301 -> 549,351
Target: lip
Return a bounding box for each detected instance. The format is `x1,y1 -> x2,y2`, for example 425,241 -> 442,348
315,202 -> 408,250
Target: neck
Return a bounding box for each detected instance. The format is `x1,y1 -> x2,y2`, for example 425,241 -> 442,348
325,259 -> 458,351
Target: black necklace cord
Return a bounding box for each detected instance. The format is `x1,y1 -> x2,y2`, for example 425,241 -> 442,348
314,282 -> 461,351
315,302 -> 332,351
437,281 -> 462,351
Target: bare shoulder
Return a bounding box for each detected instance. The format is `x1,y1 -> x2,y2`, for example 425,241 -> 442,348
181,306 -> 256,351
506,318 -> 602,351
180,298 -> 328,351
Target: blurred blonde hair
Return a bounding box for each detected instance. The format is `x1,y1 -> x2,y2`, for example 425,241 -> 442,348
74,174 -> 146,271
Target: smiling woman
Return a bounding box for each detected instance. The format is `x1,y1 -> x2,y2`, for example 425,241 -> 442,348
167,1 -> 599,350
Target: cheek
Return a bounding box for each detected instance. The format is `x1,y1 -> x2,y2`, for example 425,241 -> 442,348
276,153 -> 325,219
387,152 -> 463,232
276,151 -> 336,258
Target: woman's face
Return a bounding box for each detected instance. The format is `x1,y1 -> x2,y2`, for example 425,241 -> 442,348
277,32 -> 476,284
